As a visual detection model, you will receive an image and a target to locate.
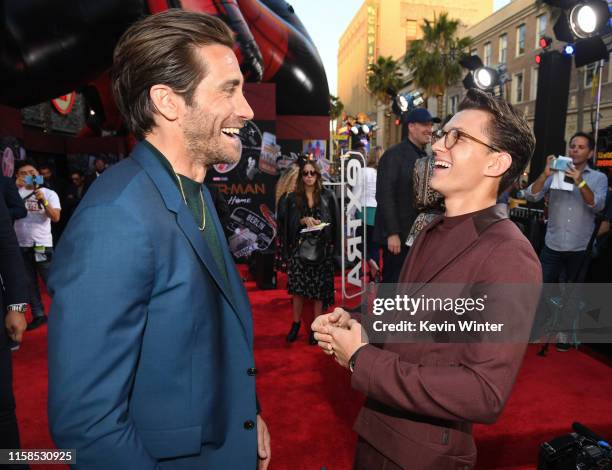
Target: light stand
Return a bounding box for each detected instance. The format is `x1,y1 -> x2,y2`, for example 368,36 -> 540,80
592,58 -> 604,165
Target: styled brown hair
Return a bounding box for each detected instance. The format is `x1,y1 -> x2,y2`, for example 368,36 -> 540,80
111,9 -> 234,140
458,89 -> 536,194
295,161 -> 322,211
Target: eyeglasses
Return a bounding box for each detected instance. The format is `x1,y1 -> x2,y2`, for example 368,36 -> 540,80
302,170 -> 317,177
432,128 -> 500,153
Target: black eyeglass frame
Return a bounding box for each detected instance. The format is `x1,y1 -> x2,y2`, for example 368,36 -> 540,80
432,128 -> 501,153
301,170 -> 317,177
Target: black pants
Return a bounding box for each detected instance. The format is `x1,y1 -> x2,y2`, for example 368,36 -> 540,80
20,248 -> 53,318
382,245 -> 409,284
0,346 -> 28,469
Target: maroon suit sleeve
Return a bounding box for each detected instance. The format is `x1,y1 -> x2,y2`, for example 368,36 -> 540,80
351,239 -> 542,424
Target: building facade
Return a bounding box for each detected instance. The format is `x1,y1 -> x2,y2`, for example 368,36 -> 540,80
445,0 -> 612,149
337,0 -> 493,146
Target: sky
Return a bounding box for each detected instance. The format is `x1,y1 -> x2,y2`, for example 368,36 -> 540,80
289,0 -> 511,96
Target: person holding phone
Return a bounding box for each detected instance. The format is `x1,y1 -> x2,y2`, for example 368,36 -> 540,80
14,160 -> 61,330
524,132 -> 608,350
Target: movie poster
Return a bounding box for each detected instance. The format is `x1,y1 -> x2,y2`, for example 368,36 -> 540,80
206,120 -> 280,259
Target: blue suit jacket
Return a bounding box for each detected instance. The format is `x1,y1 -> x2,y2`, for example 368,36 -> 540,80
47,142 -> 258,469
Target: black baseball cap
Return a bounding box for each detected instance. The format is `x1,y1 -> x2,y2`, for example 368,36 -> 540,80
406,108 -> 441,124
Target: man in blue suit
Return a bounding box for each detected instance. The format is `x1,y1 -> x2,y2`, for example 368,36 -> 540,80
47,10 -> 270,469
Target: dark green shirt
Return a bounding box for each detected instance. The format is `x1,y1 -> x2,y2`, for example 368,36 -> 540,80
143,140 -> 228,285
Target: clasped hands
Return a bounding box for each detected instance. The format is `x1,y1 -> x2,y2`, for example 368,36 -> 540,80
311,308 -> 368,369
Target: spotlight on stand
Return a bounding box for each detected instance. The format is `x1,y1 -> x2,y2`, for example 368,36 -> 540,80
391,90 -> 424,118
459,54 -> 504,93
473,67 -> 499,90
547,0 -> 611,66
569,0 -> 611,38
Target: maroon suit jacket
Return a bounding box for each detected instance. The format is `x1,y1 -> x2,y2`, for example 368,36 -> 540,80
352,204 -> 542,469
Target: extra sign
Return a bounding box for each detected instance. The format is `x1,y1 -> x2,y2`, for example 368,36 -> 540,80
340,151 -> 367,300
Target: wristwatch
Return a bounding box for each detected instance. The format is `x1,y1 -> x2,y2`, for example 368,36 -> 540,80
7,303 -> 28,314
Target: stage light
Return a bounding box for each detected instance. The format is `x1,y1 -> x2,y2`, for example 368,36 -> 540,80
569,0 -> 611,38
539,36 -> 553,49
473,67 -> 499,90
563,43 -> 576,55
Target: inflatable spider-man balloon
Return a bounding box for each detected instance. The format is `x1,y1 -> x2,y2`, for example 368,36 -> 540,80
0,0 -> 330,129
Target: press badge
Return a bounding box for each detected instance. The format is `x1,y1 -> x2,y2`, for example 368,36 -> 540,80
34,246 -> 47,263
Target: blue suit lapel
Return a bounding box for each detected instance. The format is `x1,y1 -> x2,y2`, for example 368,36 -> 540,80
131,143 -> 250,342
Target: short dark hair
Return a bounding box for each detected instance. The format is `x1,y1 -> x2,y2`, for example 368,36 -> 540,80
71,169 -> 84,178
15,160 -> 38,173
458,89 -> 535,195
111,9 -> 235,140
570,131 -> 595,150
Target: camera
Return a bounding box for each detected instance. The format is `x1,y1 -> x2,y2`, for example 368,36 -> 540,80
538,423 -> 611,469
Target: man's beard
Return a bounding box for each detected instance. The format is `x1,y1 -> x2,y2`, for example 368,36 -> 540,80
183,107 -> 242,167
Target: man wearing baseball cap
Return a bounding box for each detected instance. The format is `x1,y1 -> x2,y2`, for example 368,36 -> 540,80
373,107 -> 440,283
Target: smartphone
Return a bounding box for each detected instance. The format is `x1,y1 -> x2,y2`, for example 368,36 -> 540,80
24,175 -> 44,185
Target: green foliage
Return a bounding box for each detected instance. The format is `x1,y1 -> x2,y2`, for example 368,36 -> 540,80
329,95 -> 344,120
404,12 -> 472,100
366,56 -> 404,105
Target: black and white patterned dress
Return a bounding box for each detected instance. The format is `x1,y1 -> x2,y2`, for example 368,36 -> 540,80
286,205 -> 336,309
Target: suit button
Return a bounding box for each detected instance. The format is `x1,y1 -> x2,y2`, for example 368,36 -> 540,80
244,420 -> 255,430
247,367 -> 258,376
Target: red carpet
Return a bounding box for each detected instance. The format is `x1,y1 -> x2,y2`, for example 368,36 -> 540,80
11,273 -> 612,469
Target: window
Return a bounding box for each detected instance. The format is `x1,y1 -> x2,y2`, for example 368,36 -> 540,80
406,19 -> 417,41
513,72 -> 524,103
516,24 -> 526,56
449,95 -> 459,115
484,42 -> 492,66
499,34 -> 508,63
584,62 -> 596,87
530,67 -> 539,101
535,14 -> 547,47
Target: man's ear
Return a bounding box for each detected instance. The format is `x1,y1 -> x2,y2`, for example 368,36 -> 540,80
149,85 -> 182,123
485,151 -> 512,177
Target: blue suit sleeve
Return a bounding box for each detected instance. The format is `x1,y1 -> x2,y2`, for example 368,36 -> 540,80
47,203 -> 159,470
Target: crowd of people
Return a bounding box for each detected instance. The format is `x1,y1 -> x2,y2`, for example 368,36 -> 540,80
1,8 -> 612,470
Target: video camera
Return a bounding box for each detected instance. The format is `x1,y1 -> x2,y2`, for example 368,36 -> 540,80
538,422 -> 611,469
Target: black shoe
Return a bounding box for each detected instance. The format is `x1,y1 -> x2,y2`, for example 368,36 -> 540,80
556,343 -> 571,352
27,315 -> 47,331
286,322 -> 301,343
309,331 -> 318,345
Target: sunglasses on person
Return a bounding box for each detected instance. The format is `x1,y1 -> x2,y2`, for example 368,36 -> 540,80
302,170 -> 317,177
432,128 -> 500,153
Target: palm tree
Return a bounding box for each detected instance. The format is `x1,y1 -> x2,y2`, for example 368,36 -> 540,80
366,56 -> 404,146
404,12 -> 472,117
329,95 -> 344,121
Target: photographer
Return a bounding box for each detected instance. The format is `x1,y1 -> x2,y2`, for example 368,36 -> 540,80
14,161 -> 61,330
524,132 -> 608,350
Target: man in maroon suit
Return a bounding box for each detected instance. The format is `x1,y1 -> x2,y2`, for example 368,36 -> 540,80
313,89 -> 542,469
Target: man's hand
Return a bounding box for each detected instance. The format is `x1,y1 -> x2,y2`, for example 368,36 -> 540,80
312,308 -> 352,355
387,234 -> 401,255
315,319 -> 367,368
257,414 -> 271,470
34,188 -> 46,203
5,310 -> 27,343
565,163 -> 584,185
543,155 -> 555,178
